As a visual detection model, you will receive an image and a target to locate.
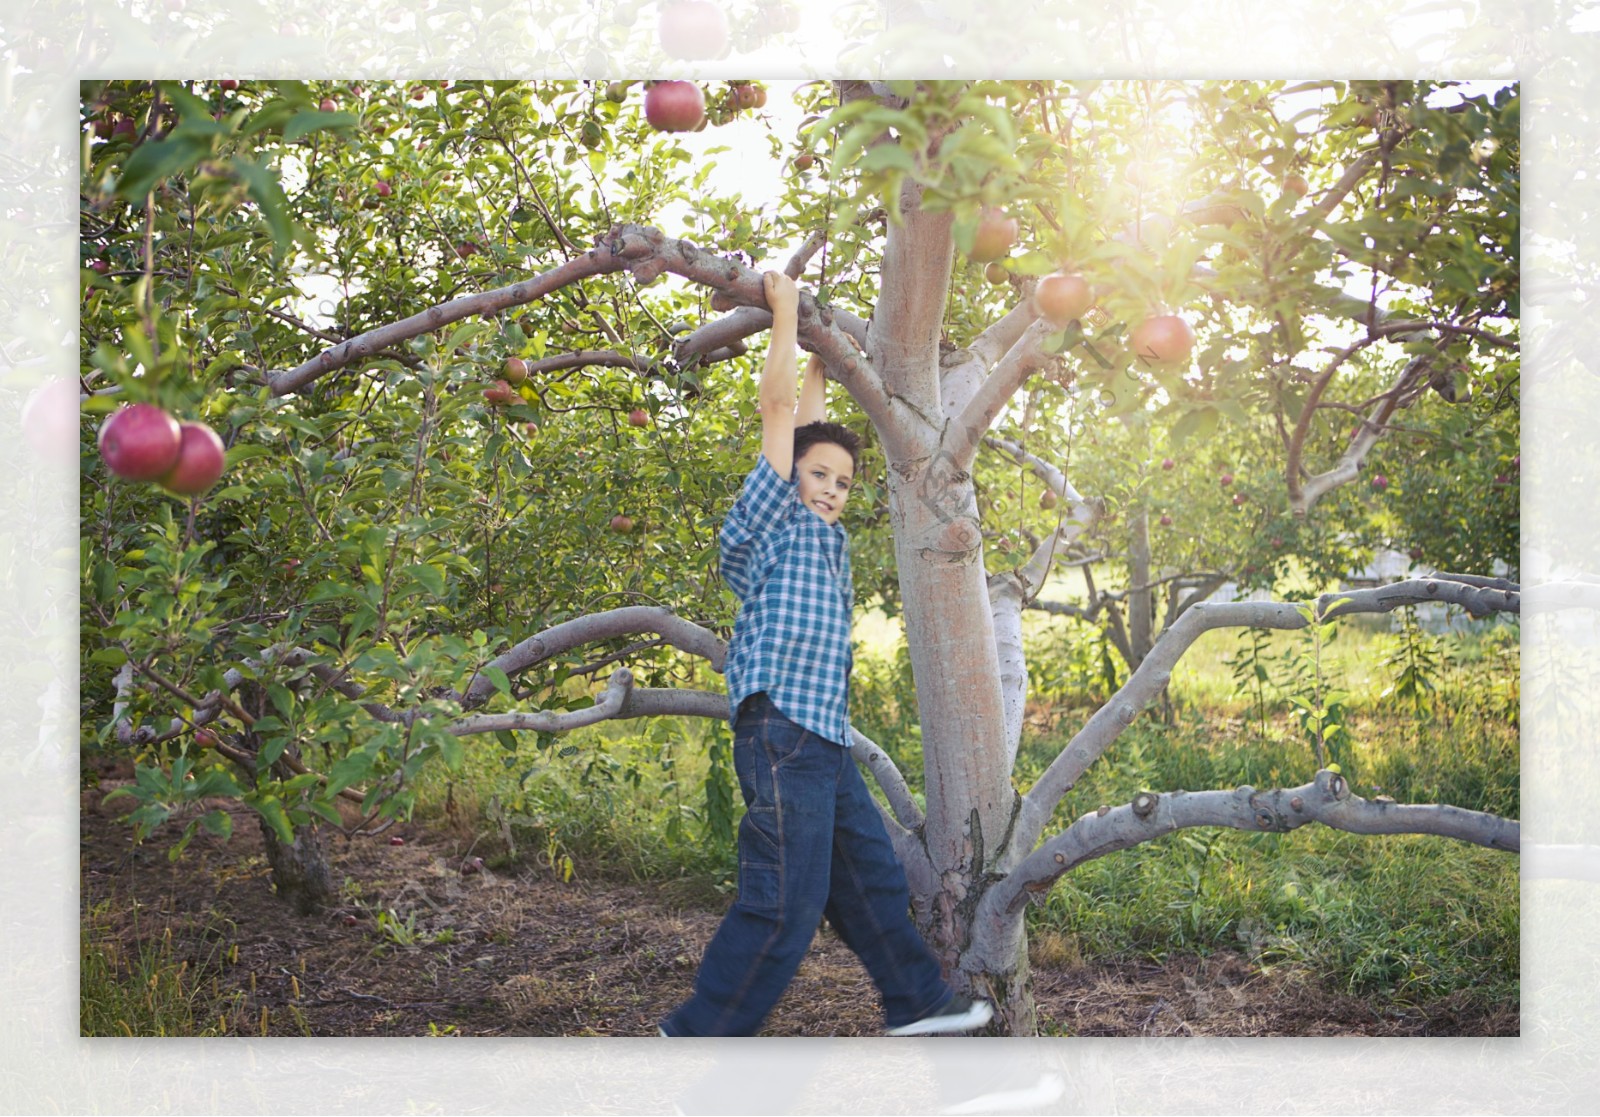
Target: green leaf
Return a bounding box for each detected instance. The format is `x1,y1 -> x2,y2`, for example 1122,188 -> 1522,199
230,157 -> 295,254
1170,406 -> 1219,447
325,751 -> 376,797
403,563 -> 445,597
482,665 -> 512,696
89,647 -> 129,667
266,682 -> 295,720
115,132 -> 215,200
440,734 -> 465,773
200,810 -> 233,839
283,109 -> 360,143
255,796 -> 295,845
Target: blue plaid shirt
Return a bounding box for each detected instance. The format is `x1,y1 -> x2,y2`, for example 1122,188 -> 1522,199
719,455 -> 854,747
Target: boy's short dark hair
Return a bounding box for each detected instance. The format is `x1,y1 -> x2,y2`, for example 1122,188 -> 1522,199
793,421 -> 862,475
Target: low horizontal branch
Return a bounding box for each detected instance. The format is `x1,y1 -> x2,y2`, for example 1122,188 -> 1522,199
984,770 -> 1519,928
461,606 -> 727,708
1014,576 -> 1520,859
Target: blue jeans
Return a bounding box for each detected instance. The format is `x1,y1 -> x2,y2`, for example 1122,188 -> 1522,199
661,693 -> 953,1036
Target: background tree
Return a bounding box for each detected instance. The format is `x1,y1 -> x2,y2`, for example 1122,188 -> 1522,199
82,76 -> 1519,1033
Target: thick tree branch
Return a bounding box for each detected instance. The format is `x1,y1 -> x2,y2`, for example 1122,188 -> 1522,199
1012,577 -> 1520,860
947,320 -> 1057,470
981,770 -> 1518,937
461,605 -> 727,708
849,727 -> 923,833
985,436 -> 1099,600
520,349 -> 660,376
271,250 -> 630,395
449,667 -> 637,734
1304,150 -> 1381,226
269,225 -> 884,424
676,305 -> 869,364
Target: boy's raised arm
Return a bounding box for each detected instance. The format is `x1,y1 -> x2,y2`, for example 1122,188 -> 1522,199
759,271 -> 800,481
796,353 -> 826,427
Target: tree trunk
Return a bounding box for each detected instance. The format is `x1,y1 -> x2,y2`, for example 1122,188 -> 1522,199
885,446 -> 1028,1028
259,819 -> 335,915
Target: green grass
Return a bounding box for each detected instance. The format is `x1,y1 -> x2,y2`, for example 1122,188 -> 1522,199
80,899 -> 233,1037
406,607 -> 1519,1011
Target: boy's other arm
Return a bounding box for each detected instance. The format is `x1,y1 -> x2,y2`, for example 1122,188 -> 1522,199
759,271 -> 800,482
796,353 -> 826,427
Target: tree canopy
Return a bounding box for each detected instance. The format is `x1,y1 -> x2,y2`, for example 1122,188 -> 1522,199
79,77 -> 1520,1033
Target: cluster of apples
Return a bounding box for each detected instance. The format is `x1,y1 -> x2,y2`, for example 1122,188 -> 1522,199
97,403 -> 227,496
968,207 -> 1197,367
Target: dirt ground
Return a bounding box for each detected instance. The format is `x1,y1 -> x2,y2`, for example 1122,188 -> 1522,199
79,780 -> 1517,1039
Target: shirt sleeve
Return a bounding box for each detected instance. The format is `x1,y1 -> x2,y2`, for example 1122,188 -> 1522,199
719,456 -> 794,601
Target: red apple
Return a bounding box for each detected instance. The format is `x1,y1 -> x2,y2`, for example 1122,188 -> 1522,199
523,421 -> 540,437
610,514 -> 635,534
483,380 -> 516,406
644,81 -> 705,132
1219,472 -> 1234,486
320,97 -> 337,113
1160,457 -> 1175,471
1409,546 -> 1424,561
373,179 -> 392,197
503,356 -> 528,384
1283,174 -> 1309,198
628,408 -> 648,428
1032,273 -> 1093,326
1232,492 -> 1246,506
1129,314 -> 1195,366
793,152 -> 815,171
658,0 -> 729,60
968,208 -> 1018,263
1371,474 -> 1388,491
98,403 -> 182,481
389,836 -> 405,846
1159,513 -> 1173,526
220,79 -> 240,91
87,258 -> 110,274
112,118 -> 136,139
455,241 -> 479,259
159,421 -> 227,496
1039,490 -> 1059,510
194,727 -> 220,749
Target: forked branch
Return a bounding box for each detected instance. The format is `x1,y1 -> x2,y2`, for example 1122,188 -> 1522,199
1013,576 -> 1520,859
981,770 -> 1518,939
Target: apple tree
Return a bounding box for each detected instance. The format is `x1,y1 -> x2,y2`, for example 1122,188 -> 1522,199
81,78 -> 1519,1034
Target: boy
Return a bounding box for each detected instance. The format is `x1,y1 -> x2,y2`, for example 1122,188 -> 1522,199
658,272 -> 994,1037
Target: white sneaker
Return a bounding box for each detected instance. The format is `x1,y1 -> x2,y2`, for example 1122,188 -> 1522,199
886,994 -> 994,1036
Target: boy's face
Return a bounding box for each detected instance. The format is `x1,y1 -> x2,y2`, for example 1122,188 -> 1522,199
794,442 -> 854,526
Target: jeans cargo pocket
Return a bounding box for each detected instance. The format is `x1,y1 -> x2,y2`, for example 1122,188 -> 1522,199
735,806 -> 782,913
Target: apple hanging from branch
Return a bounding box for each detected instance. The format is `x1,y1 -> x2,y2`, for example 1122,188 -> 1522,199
1032,273 -> 1093,326
1129,314 -> 1195,366
644,81 -> 706,133
159,421 -> 228,496
98,403 -> 182,482
967,208 -> 1018,263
